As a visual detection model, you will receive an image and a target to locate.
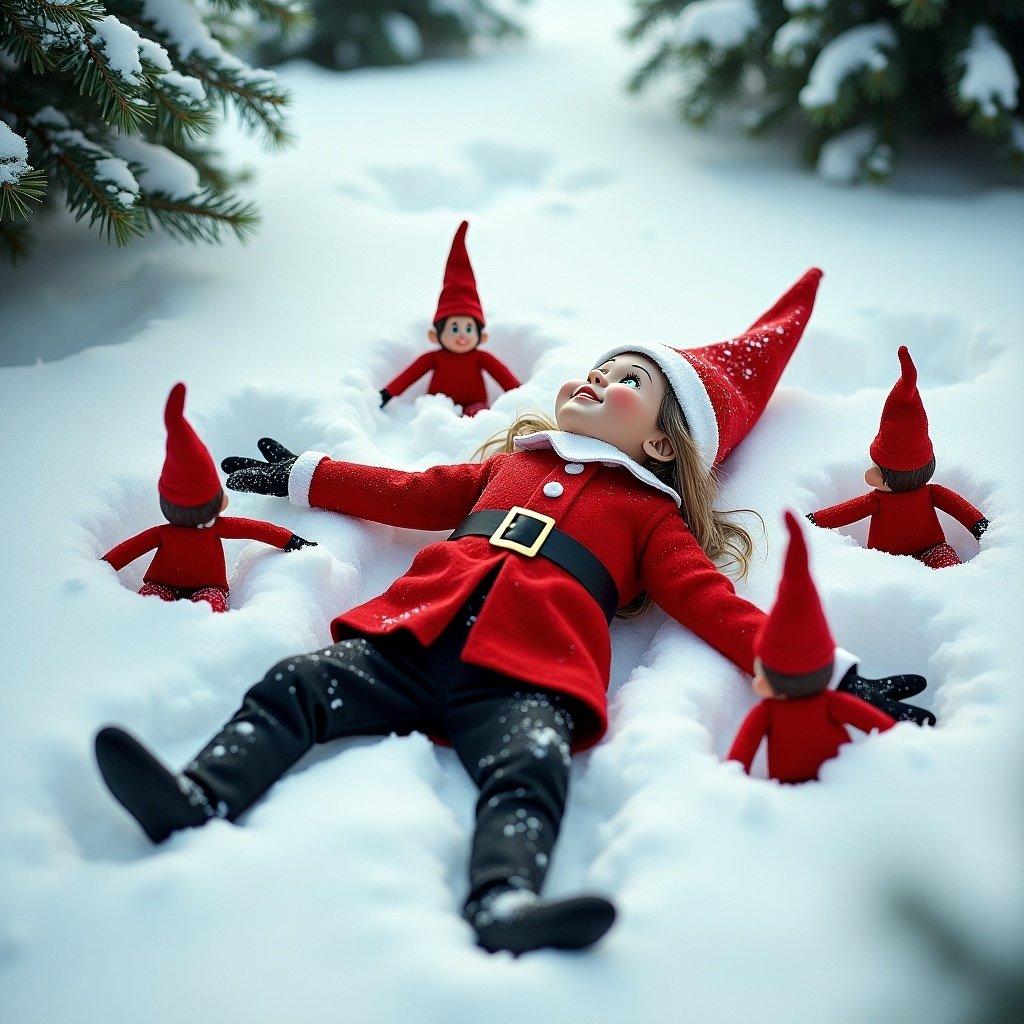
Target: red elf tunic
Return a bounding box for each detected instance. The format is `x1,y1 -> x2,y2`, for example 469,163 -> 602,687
287,430 -> 768,751
384,347 -> 520,410
727,690 -> 894,783
103,517 -> 293,591
813,485 -> 983,557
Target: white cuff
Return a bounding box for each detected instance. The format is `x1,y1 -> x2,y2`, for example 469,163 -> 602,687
829,646 -> 859,690
288,451 -> 329,508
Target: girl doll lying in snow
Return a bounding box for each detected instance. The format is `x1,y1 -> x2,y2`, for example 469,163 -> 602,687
94,269 -> 932,956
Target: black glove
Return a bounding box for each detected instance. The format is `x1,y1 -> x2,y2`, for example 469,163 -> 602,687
837,665 -> 936,727
971,517 -> 989,540
221,438 -> 298,497
379,388 -> 392,409
284,534 -> 316,552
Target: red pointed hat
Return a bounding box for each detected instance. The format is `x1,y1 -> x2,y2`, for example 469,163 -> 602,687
433,220 -> 484,325
755,511 -> 835,676
869,346 -> 933,472
598,268 -> 823,468
158,383 -> 221,508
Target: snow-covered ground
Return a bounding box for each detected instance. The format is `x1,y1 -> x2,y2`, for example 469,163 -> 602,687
2,3 -> 1023,1022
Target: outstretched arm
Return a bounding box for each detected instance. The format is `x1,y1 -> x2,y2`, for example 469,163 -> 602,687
222,437 -> 504,532
808,492 -> 879,530
640,510 -> 764,676
383,352 -> 437,400
102,527 -> 163,570
478,351 -> 520,393
930,485 -> 987,538
215,516 -> 295,548
830,690 -> 895,734
300,455 -> 501,530
727,703 -> 770,773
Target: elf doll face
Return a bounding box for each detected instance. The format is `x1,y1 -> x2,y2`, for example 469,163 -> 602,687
430,316 -> 489,354
864,465 -> 891,492
554,353 -> 675,465
752,658 -> 779,699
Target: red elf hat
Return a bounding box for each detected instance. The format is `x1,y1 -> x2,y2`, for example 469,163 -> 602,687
598,268 -> 823,469
158,383 -> 221,507
869,346 -> 934,472
433,220 -> 484,325
755,511 -> 835,676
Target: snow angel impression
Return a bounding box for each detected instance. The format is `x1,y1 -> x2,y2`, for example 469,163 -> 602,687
94,268 -> 933,955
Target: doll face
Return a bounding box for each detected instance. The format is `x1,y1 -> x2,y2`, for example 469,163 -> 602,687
752,658 -> 780,699
864,465 -> 891,491
430,316 -> 489,353
554,353 -> 675,464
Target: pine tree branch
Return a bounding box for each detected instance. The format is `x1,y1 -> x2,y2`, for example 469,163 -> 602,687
0,3 -> 59,74
0,166 -> 47,218
140,189 -> 258,242
66,33 -> 157,133
206,0 -> 311,37
26,109 -> 145,244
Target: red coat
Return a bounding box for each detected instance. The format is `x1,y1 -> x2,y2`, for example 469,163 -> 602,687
384,348 -> 520,408
103,517 -> 293,590
727,690 -> 894,783
289,432 -> 767,750
813,485 -> 983,556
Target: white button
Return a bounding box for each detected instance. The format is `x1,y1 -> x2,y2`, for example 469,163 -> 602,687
543,481 -> 564,498
564,463 -> 585,475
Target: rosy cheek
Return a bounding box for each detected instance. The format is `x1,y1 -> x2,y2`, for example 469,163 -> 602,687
606,385 -> 644,414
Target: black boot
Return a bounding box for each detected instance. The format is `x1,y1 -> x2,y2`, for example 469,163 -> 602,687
95,726 -> 214,843
467,888 -> 616,955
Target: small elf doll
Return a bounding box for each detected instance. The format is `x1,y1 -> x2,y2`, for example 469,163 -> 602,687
809,346 -> 988,569
379,220 -> 520,416
95,269 -> 930,958
101,383 -> 315,612
727,512 -> 896,784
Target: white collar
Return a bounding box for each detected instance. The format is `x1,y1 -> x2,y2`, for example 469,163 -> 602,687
513,430 -> 681,506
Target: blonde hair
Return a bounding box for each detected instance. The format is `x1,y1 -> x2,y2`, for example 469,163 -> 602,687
474,392 -> 759,618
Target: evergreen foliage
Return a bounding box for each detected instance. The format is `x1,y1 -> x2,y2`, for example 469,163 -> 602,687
627,0 -> 1024,182
259,0 -> 522,72
0,0 -> 310,259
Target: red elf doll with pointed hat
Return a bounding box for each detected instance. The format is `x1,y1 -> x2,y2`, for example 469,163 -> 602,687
95,269 -> 930,959
101,383 -> 316,611
727,512 -> 896,784
809,346 -> 988,569
379,220 -> 520,416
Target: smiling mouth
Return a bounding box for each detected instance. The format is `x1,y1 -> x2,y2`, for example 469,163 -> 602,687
572,385 -> 602,403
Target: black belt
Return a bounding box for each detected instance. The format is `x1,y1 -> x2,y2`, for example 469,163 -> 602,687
448,508 -> 619,622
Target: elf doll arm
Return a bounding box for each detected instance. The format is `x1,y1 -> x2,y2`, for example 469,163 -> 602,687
829,690 -> 895,734
215,516 -> 314,551
478,350 -> 520,393
639,510 -> 763,676
102,526 -> 163,570
808,492 -> 879,530
382,352 -> 438,403
930,485 -> 988,538
726,702 -> 770,774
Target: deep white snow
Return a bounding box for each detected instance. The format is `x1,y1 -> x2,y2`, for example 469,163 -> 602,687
1,3 -> 1023,1024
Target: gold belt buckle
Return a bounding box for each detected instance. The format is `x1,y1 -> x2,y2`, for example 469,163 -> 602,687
489,507 -> 556,558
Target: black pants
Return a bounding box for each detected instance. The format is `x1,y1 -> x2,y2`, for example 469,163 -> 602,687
184,582 -> 575,910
